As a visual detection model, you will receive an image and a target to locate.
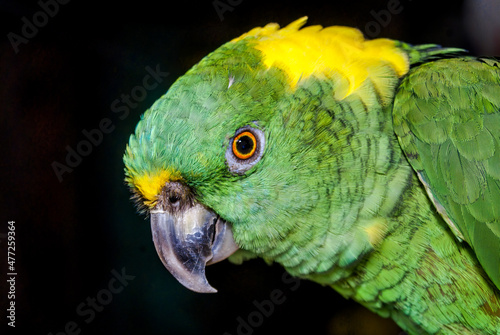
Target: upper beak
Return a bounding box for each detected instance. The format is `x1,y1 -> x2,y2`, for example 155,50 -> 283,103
150,182 -> 239,293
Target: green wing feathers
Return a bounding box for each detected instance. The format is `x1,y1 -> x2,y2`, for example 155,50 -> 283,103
393,57 -> 500,288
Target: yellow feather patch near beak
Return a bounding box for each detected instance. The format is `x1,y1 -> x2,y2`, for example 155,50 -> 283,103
131,168 -> 183,208
232,17 -> 409,104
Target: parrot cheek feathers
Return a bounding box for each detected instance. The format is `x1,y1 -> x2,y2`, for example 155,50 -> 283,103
150,182 -> 239,293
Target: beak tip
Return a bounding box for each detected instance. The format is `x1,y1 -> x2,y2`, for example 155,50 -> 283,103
174,271 -> 218,294
195,286 -> 218,294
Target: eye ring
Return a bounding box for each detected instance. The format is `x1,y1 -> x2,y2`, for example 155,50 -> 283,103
232,131 -> 257,160
225,125 -> 265,175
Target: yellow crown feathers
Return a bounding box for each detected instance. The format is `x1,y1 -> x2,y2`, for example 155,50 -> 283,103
232,17 -> 409,105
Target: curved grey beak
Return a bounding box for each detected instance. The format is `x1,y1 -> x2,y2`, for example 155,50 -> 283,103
150,189 -> 238,293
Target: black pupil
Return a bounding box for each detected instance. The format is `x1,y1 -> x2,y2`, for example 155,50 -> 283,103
236,135 -> 254,155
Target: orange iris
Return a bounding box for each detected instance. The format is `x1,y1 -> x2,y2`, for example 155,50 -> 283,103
232,131 -> 257,160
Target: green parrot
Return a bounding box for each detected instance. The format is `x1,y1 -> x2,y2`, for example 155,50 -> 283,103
123,17 -> 500,334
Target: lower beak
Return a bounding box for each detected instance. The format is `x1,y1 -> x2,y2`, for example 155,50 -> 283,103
150,203 -> 238,293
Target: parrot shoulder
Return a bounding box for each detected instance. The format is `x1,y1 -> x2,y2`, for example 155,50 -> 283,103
393,56 -> 500,288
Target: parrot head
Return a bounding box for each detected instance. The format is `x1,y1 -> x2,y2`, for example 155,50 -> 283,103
123,17 -> 409,292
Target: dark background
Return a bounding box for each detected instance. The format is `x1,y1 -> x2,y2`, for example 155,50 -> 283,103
0,0 -> 498,334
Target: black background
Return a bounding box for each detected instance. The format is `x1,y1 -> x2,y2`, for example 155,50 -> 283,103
1,0 -> 498,334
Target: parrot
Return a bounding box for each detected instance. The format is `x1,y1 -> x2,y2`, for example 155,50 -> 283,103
123,17 -> 500,334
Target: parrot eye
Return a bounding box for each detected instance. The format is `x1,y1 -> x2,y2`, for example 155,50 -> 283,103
232,131 -> 257,160
225,126 -> 265,174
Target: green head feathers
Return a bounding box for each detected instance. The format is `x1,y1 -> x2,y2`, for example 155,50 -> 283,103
124,17 -> 411,278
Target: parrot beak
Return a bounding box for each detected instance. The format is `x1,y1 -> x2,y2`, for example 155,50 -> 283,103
149,182 -> 239,293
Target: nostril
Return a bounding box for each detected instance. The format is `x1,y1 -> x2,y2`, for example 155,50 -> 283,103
169,195 -> 180,204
